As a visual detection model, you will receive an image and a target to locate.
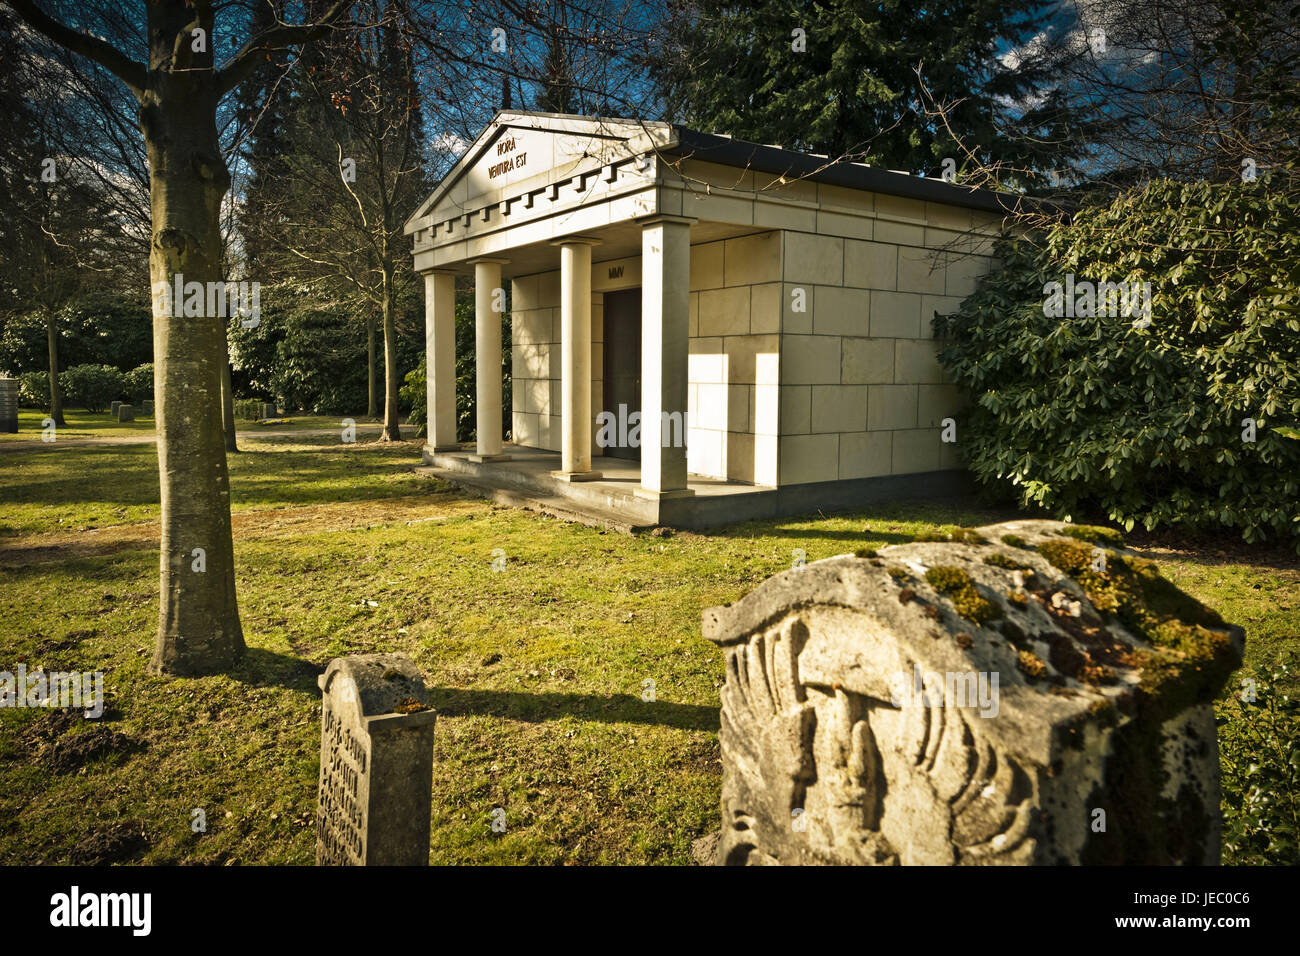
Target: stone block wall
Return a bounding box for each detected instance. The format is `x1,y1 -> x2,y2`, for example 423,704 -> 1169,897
508,189 -> 1001,490
776,196 -> 1001,486
510,272 -> 603,453
686,231 -> 781,486
509,234 -> 783,485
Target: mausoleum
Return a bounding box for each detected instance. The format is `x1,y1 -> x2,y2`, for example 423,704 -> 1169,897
405,110 -> 1014,529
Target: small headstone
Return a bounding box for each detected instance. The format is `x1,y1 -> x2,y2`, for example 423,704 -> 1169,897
0,378 -> 17,433
701,519 -> 1242,865
143,399 -> 154,416
316,654 -> 436,866
116,403 -> 134,422
110,400 -> 121,416
261,402 -> 277,419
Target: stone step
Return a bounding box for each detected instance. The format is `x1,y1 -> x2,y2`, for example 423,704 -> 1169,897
413,466 -> 654,533
429,452 -> 644,507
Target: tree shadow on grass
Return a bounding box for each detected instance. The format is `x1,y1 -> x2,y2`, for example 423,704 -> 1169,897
227,647 -> 325,695
696,498 -> 1020,543
428,687 -> 720,732
224,651 -> 721,732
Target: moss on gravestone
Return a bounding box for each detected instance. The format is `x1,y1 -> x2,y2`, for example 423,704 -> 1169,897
1036,536 -> 1239,721
924,565 -> 1002,624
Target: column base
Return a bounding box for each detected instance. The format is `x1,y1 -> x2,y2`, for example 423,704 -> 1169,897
427,443 -> 463,453
551,470 -> 604,483
468,453 -> 512,463
633,487 -> 696,501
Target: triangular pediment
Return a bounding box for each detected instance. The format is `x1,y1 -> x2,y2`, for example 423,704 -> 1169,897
405,111 -> 673,234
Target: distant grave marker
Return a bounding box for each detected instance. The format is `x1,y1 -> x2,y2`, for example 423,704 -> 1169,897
0,378 -> 16,433
116,404 -> 134,422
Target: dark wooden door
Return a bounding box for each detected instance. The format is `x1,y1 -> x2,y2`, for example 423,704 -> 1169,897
602,288 -> 641,461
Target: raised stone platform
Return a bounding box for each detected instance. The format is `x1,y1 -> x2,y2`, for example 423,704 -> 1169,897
418,442 -> 974,531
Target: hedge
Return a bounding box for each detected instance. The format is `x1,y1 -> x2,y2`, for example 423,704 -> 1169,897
934,175 -> 1300,549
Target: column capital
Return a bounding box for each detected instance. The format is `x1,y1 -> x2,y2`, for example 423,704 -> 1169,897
549,235 -> 602,247
635,214 -> 698,228
468,256 -> 510,265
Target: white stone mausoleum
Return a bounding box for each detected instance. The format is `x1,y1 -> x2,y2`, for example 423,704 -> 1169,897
405,111 -> 1013,529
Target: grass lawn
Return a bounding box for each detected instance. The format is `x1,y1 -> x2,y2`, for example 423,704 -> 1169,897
1,434 -> 1296,864
1,408 -> 158,441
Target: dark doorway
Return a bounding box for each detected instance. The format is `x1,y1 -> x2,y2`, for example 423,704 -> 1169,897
602,288 -> 641,461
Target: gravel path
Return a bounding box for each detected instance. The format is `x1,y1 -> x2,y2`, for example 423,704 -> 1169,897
0,424 -> 388,454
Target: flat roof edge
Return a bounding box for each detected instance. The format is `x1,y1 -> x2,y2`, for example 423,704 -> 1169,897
664,127 -> 1055,218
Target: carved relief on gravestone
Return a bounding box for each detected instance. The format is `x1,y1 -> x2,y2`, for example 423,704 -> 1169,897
317,653 -> 436,866
702,520 -> 1243,865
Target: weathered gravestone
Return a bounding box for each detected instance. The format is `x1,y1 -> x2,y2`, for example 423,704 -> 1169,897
260,402 -> 277,419
116,403 -> 134,422
316,654 -> 436,865
110,401 -> 121,417
142,399 -> 154,416
0,377 -> 17,433
700,520 -> 1243,866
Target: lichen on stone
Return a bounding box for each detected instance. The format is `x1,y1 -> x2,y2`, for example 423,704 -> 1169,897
1017,648 -> 1048,679
984,551 -> 1030,571
913,527 -> 989,545
1058,524 -> 1126,545
1036,535 -> 1240,717
1000,534 -> 1027,548
924,565 -> 1002,624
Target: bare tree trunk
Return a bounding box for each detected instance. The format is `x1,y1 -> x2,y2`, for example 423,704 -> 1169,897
142,5 -> 244,675
222,337 -> 238,453
8,0 -> 361,680
45,310 -> 65,426
379,267 -> 401,441
366,313 -> 378,420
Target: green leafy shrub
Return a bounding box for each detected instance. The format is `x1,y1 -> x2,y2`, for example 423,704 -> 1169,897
1218,654 -> 1300,865
0,294 -> 150,378
935,176 -> 1300,550
58,364 -> 125,413
401,359 -> 426,438
397,298 -> 505,444
233,398 -> 262,421
17,370 -> 48,408
123,363 -> 153,404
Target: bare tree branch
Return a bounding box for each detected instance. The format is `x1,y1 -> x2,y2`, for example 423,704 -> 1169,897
6,0 -> 147,98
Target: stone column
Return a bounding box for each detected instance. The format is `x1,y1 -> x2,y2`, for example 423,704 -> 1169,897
424,271 -> 459,452
637,216 -> 695,497
471,258 -> 510,461
552,238 -> 602,481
